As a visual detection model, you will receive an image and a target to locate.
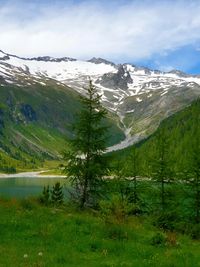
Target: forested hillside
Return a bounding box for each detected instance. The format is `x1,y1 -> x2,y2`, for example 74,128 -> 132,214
112,98 -> 200,176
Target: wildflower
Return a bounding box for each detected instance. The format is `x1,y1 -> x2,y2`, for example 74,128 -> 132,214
23,254 -> 28,258
38,252 -> 43,256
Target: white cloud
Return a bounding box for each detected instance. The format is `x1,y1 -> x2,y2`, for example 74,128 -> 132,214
0,0 -> 200,62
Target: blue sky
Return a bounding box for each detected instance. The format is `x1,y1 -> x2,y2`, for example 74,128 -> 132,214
1,0 -> 200,74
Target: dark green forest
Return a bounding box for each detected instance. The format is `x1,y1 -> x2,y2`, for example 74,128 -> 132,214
112,98 -> 200,176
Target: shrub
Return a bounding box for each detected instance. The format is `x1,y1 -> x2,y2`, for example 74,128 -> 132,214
106,224 -> 128,241
151,232 -> 166,246
20,198 -> 36,210
89,241 -> 102,252
154,210 -> 178,230
166,231 -> 178,246
99,195 -> 134,224
189,224 -> 200,240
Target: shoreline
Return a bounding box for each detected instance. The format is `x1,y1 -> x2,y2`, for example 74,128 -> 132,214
0,171 -> 66,179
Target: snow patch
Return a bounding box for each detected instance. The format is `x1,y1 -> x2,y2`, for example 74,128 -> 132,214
126,109 -> 135,113
0,51 -> 6,58
5,79 -> 14,84
161,90 -> 168,96
136,97 -> 142,102
39,82 -> 46,86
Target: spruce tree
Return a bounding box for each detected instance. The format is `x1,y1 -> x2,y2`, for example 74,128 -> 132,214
112,158 -> 128,201
51,182 -> 64,205
64,79 -> 108,208
126,146 -> 139,204
187,113 -> 200,223
152,130 -> 172,211
41,185 -> 50,205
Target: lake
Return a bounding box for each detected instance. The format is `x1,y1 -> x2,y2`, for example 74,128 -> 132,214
0,177 -> 67,198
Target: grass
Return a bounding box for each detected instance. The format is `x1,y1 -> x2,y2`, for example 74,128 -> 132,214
0,198 -> 200,267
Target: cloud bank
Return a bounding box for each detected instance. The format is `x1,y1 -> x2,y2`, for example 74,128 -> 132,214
0,0 -> 200,68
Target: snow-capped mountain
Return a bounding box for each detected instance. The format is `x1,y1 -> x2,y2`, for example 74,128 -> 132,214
1,49 -> 200,149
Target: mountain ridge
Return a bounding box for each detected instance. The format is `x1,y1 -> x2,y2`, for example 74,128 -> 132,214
1,49 -> 200,152
0,49 -> 198,76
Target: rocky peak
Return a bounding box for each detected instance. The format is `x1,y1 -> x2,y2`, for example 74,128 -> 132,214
167,69 -> 190,77
0,50 -> 10,61
0,50 -> 77,63
96,64 -> 132,90
88,57 -> 115,66
26,56 -> 77,62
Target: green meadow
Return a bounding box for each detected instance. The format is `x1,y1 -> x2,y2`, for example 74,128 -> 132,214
0,191 -> 200,267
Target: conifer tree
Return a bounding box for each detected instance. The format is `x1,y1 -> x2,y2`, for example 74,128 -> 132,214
152,130 -> 172,211
51,182 -> 64,205
126,146 -> 140,204
112,158 -> 128,201
41,185 -> 50,205
187,112 -> 200,223
64,79 -> 108,208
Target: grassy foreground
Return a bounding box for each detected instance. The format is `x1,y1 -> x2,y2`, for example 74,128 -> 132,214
0,198 -> 200,267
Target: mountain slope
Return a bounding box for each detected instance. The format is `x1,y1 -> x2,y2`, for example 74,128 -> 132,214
112,98 -> 200,174
0,81 -> 125,171
1,49 -> 200,148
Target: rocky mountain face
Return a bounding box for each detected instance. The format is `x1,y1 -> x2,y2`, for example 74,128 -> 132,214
0,49 -> 200,150
96,64 -> 133,90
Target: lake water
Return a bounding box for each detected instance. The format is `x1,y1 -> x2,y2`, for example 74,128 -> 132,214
0,177 -> 67,198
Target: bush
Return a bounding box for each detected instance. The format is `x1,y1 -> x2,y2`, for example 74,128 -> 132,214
106,224 -> 128,241
39,183 -> 64,206
99,195 -> 134,224
89,241 -> 102,252
166,231 -> 178,246
189,224 -> 200,240
20,198 -> 36,210
151,232 -> 166,246
154,210 -> 178,230
0,165 -> 16,174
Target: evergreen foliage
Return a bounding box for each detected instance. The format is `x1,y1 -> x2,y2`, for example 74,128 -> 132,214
185,110 -> 200,223
51,182 -> 64,205
142,99 -> 200,175
111,98 -> 200,224
125,147 -> 140,204
151,130 -> 172,211
112,99 -> 200,177
40,185 -> 50,205
111,159 -> 128,201
64,80 -> 108,208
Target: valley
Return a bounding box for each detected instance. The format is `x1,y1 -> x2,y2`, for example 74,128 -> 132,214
1,1 -> 200,266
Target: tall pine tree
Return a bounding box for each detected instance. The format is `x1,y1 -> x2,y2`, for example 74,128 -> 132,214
64,80 -> 108,208
151,130 -> 172,211
126,146 -> 140,204
187,111 -> 200,223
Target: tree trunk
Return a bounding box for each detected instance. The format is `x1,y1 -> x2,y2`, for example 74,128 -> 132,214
133,175 -> 137,203
80,176 -> 88,209
195,176 -> 200,223
161,177 -> 165,211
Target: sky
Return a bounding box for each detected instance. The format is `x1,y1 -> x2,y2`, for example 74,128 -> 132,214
1,0 -> 200,74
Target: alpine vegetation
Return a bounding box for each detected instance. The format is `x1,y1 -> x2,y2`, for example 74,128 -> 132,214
64,80 -> 108,208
